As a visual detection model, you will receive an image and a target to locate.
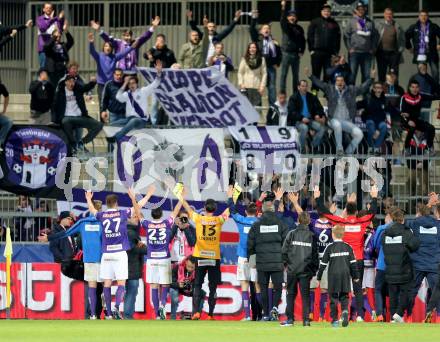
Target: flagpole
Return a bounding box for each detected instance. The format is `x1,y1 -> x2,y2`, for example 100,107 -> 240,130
3,226 -> 13,320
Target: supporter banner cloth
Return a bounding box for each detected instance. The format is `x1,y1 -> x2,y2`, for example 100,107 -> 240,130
138,67 -> 259,127
0,125 -> 70,199
113,128 -> 229,201
228,126 -> 300,174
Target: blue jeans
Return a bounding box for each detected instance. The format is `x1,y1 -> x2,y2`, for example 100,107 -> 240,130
349,52 -> 372,84
124,279 -> 140,319
109,112 -> 125,124
0,115 -> 13,145
296,120 -> 326,150
170,287 -> 205,320
38,52 -> 46,68
113,116 -> 148,140
279,52 -> 300,93
366,120 -> 387,148
329,118 -> 363,154
374,269 -> 387,316
266,65 -> 277,106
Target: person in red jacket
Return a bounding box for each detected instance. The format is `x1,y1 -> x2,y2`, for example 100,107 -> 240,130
313,185 -> 378,321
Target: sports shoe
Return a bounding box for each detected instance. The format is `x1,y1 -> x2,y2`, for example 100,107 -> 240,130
331,320 -> 339,328
280,319 -> 294,327
375,315 -> 384,322
112,310 -> 123,320
356,316 -> 364,322
270,307 -> 279,321
261,316 -> 271,322
89,315 -> 97,320
191,312 -> 201,320
241,317 -> 251,321
104,315 -> 112,320
424,311 -> 433,323
371,310 -> 377,321
207,315 -> 215,321
392,313 -> 404,323
342,310 -> 349,327
159,306 -> 166,320
303,320 -> 311,327
155,316 -> 161,320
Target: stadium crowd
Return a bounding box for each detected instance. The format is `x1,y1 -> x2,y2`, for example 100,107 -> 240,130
0,0 -> 440,327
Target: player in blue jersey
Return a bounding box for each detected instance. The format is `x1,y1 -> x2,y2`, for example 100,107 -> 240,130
139,192 -> 182,320
289,192 -> 333,322
86,188 -> 143,319
39,200 -> 104,319
227,185 -> 259,321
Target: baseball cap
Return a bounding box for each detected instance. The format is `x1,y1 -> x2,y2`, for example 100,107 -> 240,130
263,191 -> 276,202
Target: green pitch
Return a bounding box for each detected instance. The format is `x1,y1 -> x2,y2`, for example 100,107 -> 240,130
1,320 -> 439,342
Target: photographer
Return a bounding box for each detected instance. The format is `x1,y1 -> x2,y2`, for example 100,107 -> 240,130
169,210 -> 196,319
170,256 -> 205,319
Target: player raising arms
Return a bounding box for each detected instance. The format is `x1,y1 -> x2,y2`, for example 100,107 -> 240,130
180,187 -> 229,320
227,185 -> 258,321
138,185 -> 183,320
86,187 -> 149,319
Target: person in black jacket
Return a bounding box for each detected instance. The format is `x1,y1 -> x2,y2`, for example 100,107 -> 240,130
29,69 -> 55,124
49,211 -> 76,263
279,1 -> 305,94
43,23 -> 74,86
124,221 -> 147,320
0,19 -> 33,53
307,4 -> 341,92
250,11 -> 282,107
400,80 -> 437,154
247,195 -> 288,321
405,10 -> 440,82
287,80 -> 326,153
408,62 -> 440,108
317,225 -> 359,328
358,82 -> 390,154
281,211 -> 318,327
52,74 -> 103,154
100,68 -> 125,124
144,34 -> 177,68
326,55 -> 352,85
381,208 -> 420,323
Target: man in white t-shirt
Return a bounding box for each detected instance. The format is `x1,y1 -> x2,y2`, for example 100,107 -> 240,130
53,74 -> 103,154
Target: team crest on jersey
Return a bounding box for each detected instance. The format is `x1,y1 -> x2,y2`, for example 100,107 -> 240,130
5,128 -> 67,189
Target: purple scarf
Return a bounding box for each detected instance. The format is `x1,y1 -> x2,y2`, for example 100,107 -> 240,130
419,22 -> 430,55
127,91 -> 146,118
357,16 -> 369,32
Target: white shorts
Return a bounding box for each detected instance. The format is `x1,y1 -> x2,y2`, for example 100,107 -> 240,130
146,258 -> 172,285
310,267 -> 328,290
100,251 -> 128,281
237,257 -> 257,282
362,267 -> 375,289
84,263 -> 102,282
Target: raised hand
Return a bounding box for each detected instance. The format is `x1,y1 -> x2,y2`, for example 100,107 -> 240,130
347,192 -> 357,203
87,32 -> 94,42
152,16 -> 160,27
186,10 -> 193,19
227,185 -> 234,198
90,20 -> 100,31
370,184 -> 378,199
275,187 -> 284,201
234,10 -> 242,21
58,10 -> 65,19
313,185 -> 320,199
85,190 -> 93,201
288,192 -> 299,204
25,19 -> 33,28
203,15 -> 209,27
38,233 -> 48,243
155,59 -> 163,75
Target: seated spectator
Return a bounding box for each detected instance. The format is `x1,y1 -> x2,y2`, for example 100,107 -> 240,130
326,55 -> 352,85
358,81 -> 390,154
0,79 -> 13,152
178,27 -> 210,69
113,61 -> 163,141
408,62 -> 440,109
208,42 -> 234,79
90,17 -> 159,74
100,68 -> 125,124
267,92 -> 288,126
29,69 -> 55,124
14,196 -> 34,241
287,80 -> 326,153
401,80 -> 437,156
170,256 -> 204,319
238,42 -> 267,107
49,211 -> 76,263
143,33 -> 177,125
88,32 -> 137,106
52,74 -> 103,154
43,22 -> 73,86
308,67 -> 374,155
